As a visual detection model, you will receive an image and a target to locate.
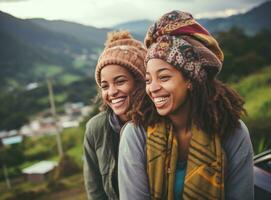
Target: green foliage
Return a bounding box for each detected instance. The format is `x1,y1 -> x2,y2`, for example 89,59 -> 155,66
0,142 -> 26,167
34,63 -> 63,77
47,178 -> 66,192
0,77 -> 96,130
244,117 -> 271,154
53,154 -> 81,179
5,188 -> 47,200
232,66 -> 271,153
232,66 -> 271,118
59,74 -> 81,85
24,135 -> 56,161
217,28 -> 271,82
61,126 -> 85,151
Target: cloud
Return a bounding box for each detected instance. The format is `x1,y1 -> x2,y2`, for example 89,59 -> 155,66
195,8 -> 247,19
0,0 -> 29,2
0,0 -> 268,27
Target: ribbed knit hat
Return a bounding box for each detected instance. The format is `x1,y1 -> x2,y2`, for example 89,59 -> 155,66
145,11 -> 224,82
95,31 -> 147,86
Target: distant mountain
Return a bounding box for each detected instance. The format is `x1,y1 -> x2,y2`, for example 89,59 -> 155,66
198,0 -> 271,35
0,0 -> 270,89
113,1 -> 271,36
0,11 -> 99,90
113,19 -> 153,40
28,19 -> 111,47
29,18 -> 144,46
0,11 -> 96,55
0,29 -> 48,88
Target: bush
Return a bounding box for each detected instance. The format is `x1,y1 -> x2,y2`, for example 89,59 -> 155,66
6,188 -> 47,200
46,178 -> 66,192
244,117 -> 271,154
53,154 -> 81,179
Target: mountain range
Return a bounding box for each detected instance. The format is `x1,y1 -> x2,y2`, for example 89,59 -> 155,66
0,0 -> 271,131
0,0 -> 270,90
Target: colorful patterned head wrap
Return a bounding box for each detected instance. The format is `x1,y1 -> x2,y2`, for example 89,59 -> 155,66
145,11 -> 224,82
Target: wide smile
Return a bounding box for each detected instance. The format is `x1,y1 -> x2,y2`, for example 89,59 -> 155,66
152,96 -> 169,108
110,97 -> 127,108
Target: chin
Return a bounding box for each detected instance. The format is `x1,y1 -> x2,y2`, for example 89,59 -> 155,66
112,108 -> 127,117
157,108 -> 170,116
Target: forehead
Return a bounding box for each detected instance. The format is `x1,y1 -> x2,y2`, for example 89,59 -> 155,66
100,64 -> 132,81
146,59 -> 176,73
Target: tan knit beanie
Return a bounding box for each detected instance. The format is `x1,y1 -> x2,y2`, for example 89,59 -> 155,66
95,31 -> 147,86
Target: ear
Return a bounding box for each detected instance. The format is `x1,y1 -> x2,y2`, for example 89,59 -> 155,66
187,81 -> 192,90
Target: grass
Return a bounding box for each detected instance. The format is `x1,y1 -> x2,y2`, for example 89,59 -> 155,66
34,63 -> 63,77
0,173 -> 86,200
0,124 -> 86,199
73,57 -> 88,69
244,86 -> 271,117
232,66 -> 271,117
60,74 -> 82,85
67,145 -> 83,166
232,66 -> 271,153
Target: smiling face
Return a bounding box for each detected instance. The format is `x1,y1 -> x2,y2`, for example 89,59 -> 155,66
146,59 -> 190,117
100,64 -> 136,122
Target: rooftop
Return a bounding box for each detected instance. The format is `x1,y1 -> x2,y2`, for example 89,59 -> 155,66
22,161 -> 57,174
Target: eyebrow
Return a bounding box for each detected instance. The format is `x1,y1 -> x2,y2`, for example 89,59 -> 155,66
146,67 -> 171,74
114,75 -> 127,80
101,75 -> 127,83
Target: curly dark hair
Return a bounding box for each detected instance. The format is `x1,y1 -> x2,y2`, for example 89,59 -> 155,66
129,76 -> 247,139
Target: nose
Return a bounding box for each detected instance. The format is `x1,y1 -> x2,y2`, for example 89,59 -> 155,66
147,80 -> 161,93
108,85 -> 118,96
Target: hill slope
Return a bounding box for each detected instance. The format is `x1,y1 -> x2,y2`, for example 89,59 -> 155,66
0,11 -> 99,89
113,1 -> 271,36
28,19 -> 111,47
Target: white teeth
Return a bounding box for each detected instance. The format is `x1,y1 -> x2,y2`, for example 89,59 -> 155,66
111,97 -> 125,104
154,97 -> 168,103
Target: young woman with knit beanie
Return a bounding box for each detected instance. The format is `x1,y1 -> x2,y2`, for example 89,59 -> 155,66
83,31 -> 146,199
118,11 -> 254,200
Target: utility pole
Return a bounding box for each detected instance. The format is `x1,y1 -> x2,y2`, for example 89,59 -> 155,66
3,164 -> 11,189
47,78 -> 63,157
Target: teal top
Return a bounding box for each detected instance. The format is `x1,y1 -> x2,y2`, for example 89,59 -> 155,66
174,161 -> 187,200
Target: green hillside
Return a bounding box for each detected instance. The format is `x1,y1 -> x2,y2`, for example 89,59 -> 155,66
232,66 -> 271,153
29,18 -> 110,48
233,67 -> 271,117
0,11 -> 99,90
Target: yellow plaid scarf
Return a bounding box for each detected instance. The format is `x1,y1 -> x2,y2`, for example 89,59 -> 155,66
147,121 -> 225,200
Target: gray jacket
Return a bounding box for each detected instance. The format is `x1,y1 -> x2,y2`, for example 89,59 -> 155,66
83,111 -> 119,200
118,121 -> 254,200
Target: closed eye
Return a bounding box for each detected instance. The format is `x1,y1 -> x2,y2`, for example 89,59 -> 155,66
145,75 -> 151,84
115,79 -> 127,85
159,75 -> 171,82
100,84 -> 109,90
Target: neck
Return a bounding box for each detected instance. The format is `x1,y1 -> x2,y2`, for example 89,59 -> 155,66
169,103 -> 190,134
118,114 -> 128,124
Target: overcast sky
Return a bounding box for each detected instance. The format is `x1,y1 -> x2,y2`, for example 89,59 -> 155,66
0,0 -> 267,28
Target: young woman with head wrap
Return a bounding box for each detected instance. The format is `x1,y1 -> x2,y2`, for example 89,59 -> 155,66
118,11 -> 254,200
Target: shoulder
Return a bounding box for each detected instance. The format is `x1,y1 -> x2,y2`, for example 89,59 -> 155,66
222,120 -> 253,161
85,111 -> 109,138
121,122 -> 146,142
86,111 -> 108,127
120,122 -> 147,154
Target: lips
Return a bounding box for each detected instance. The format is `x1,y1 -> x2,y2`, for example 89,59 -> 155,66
110,97 -> 127,108
152,96 -> 169,108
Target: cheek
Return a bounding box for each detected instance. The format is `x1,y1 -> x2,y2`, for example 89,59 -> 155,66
101,91 -> 108,102
125,82 -> 136,94
174,88 -> 188,103
145,85 -> 151,97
